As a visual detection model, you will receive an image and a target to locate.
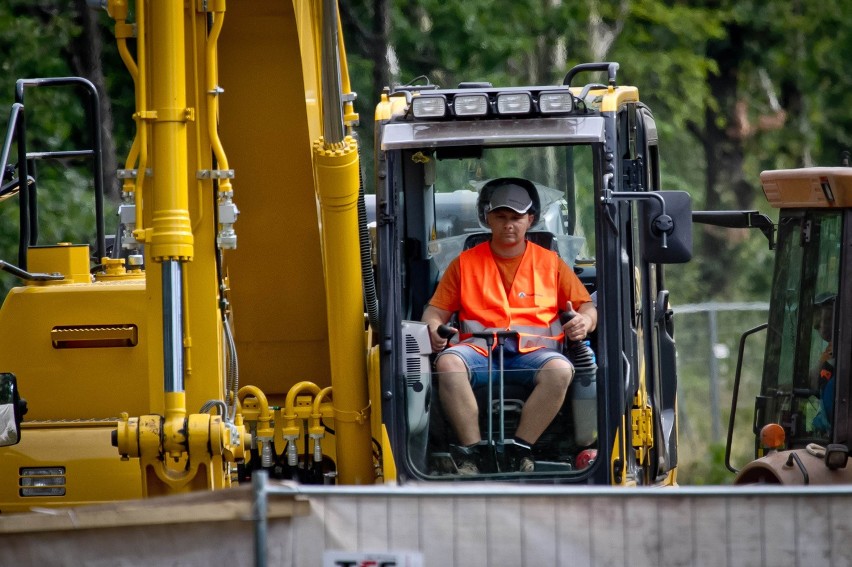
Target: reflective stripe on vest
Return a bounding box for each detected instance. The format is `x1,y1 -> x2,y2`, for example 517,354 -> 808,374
457,241 -> 564,356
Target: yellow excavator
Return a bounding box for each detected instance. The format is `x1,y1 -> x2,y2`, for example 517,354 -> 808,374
0,0 -> 374,510
0,0 -> 695,512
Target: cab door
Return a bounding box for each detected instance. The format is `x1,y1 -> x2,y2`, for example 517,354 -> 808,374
637,108 -> 679,481
755,210 -> 844,452
618,104 -> 679,484
593,101 -> 647,485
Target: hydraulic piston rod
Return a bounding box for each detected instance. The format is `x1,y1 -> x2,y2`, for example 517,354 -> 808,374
162,260 -> 184,393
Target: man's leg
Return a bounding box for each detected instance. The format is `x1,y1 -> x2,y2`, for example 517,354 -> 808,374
436,351 -> 482,446
514,357 -> 573,444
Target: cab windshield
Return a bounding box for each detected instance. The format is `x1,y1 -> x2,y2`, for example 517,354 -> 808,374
427,144 -> 596,275
759,211 -> 841,450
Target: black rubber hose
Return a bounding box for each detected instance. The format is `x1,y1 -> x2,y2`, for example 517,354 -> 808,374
356,144 -> 379,331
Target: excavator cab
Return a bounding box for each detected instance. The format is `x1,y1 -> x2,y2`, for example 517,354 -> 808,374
372,66 -> 693,485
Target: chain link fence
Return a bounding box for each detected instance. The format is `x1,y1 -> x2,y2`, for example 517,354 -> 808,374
672,302 -> 770,484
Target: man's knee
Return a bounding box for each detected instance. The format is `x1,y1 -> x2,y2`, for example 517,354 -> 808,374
436,351 -> 468,373
435,352 -> 472,390
535,359 -> 573,391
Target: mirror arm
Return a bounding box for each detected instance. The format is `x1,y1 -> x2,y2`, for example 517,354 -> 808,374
693,210 -> 776,250
607,190 -> 670,248
748,212 -> 776,249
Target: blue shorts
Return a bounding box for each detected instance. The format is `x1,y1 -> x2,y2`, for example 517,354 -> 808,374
436,341 -> 570,390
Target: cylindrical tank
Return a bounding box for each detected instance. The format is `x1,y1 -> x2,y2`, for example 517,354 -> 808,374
568,340 -> 597,447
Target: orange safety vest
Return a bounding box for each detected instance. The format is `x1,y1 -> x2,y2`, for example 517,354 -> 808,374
819,343 -> 834,384
457,241 -> 564,356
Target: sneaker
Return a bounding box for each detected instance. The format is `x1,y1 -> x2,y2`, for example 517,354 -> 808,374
504,440 -> 535,472
456,458 -> 480,475
517,455 -> 535,472
449,444 -> 482,475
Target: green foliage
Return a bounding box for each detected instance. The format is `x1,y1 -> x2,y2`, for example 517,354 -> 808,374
387,0 -> 585,88
612,3 -> 725,134
0,2 -> 84,290
683,442 -> 734,485
0,2 -> 127,295
0,1 -> 80,79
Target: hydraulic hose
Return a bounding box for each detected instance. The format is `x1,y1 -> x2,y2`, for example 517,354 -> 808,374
223,313 -> 239,420
357,146 -> 379,331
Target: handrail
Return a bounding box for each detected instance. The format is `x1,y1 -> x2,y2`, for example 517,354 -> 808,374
0,103 -> 23,190
563,62 -> 620,88
725,323 -> 769,473
14,77 -> 107,267
0,102 -> 29,258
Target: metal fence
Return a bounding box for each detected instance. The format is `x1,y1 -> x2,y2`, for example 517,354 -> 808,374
672,302 -> 769,482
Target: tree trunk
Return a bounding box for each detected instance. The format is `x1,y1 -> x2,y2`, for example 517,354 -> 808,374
70,0 -> 119,201
699,23 -> 752,297
371,0 -> 391,91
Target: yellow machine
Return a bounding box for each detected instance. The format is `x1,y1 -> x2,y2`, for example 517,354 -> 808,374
0,2 -> 697,512
0,0 -> 375,511
701,164 -> 852,484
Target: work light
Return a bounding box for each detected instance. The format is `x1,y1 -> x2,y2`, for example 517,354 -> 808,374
539,91 -> 574,114
496,92 -> 532,115
412,95 -> 447,118
453,94 -> 489,117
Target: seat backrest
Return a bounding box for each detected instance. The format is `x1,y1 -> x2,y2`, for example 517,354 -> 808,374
527,231 -> 557,251
462,232 -> 490,250
463,231 -> 558,253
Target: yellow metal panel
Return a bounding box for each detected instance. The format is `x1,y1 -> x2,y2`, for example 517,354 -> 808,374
218,0 -> 332,396
27,245 -> 91,284
0,425 -> 143,513
599,86 -> 640,113
0,283 -> 150,420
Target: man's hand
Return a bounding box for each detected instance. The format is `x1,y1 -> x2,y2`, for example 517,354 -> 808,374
422,305 -> 454,353
562,302 -> 596,341
428,323 -> 457,352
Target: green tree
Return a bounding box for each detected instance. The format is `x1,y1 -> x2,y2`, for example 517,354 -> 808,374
0,0 -> 129,288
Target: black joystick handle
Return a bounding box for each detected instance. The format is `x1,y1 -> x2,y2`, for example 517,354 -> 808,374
437,324 -> 457,339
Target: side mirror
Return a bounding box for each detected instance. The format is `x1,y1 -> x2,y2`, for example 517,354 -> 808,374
0,373 -> 26,446
640,190 -> 693,264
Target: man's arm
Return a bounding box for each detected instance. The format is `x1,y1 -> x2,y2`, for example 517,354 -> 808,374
422,304 -> 454,353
